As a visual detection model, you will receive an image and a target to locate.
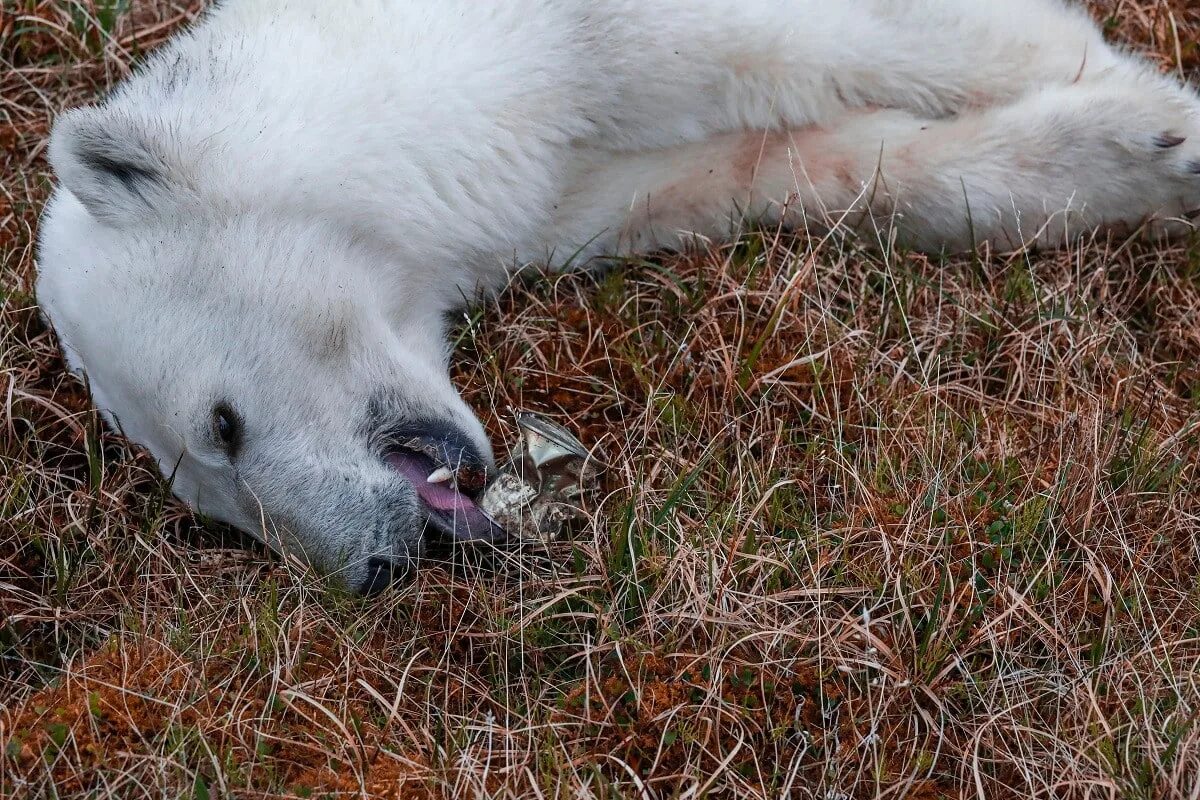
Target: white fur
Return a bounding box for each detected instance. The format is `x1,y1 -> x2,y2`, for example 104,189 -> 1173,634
36,0 -> 1200,588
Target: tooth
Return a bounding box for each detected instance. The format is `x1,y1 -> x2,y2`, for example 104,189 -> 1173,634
427,467 -> 454,485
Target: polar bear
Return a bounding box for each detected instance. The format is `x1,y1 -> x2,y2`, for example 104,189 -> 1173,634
37,0 -> 1200,592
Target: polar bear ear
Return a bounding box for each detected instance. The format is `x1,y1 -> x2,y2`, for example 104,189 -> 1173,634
48,107 -> 179,225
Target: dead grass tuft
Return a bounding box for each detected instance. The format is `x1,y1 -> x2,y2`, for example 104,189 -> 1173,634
3,2 -> 1200,798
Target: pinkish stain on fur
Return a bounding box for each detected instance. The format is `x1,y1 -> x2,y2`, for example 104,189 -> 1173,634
621,124 -> 879,247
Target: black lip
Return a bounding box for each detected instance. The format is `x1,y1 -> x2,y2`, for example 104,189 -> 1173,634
380,435 -> 507,546
382,418 -> 492,493
390,449 -> 506,544
386,450 -> 508,544
421,505 -> 507,545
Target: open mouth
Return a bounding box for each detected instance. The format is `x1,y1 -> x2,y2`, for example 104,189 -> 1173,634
384,442 -> 505,544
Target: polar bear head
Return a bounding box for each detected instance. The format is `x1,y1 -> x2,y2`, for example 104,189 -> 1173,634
36,110 -> 505,594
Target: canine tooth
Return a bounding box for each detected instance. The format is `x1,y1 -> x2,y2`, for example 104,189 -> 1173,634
427,467 -> 454,484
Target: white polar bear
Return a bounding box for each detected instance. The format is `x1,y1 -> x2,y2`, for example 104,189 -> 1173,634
36,0 -> 1200,592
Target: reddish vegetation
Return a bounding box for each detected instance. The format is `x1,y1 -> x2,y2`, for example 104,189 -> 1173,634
4,2 -> 1200,798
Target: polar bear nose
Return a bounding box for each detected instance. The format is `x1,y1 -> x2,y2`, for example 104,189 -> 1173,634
359,556 -> 407,595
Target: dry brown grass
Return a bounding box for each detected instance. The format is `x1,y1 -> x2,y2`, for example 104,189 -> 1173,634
4,2 -> 1200,798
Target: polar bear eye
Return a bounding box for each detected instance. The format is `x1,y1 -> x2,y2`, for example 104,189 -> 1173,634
213,403 -> 242,454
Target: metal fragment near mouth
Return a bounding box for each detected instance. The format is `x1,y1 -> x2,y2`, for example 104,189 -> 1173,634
480,412 -> 604,540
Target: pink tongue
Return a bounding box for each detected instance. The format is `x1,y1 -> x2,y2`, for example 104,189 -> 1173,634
385,452 -> 475,513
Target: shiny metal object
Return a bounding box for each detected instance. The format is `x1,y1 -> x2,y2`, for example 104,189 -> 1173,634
480,412 -> 604,539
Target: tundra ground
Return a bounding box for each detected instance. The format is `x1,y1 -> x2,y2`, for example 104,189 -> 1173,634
3,2 -> 1200,797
